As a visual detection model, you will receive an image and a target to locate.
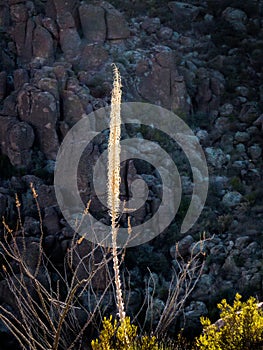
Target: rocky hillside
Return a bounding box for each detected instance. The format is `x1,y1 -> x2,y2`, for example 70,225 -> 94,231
0,0 -> 262,347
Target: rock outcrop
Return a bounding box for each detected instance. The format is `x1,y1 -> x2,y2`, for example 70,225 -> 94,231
0,0 -> 262,345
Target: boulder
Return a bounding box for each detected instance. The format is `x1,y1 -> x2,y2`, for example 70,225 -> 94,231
101,2 -> 130,40
195,69 -> 224,112
37,185 -> 57,208
7,121 -> 34,167
71,239 -> 110,290
46,0 -> 79,21
13,69 -> 29,90
168,1 -> 200,30
222,7 -> 247,32
77,44 -> 108,71
58,12 -> 81,61
43,206 -> 60,235
62,90 -> 86,127
10,3 -> 28,23
0,117 -> 34,167
79,3 -> 106,43
17,85 -> 59,160
137,51 -> 191,113
171,235 -> 194,258
33,25 -> 54,63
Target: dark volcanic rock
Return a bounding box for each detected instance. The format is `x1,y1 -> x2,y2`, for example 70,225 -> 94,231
0,115 -> 34,167
72,239 -> 110,290
0,4 -> 10,32
46,0 -> 79,21
77,44 -> 109,71
10,3 -> 28,23
0,71 -> 7,100
33,25 -> 54,63
58,12 -> 81,61
168,1 -> 200,30
79,3 -> 106,43
104,4 -> 130,40
62,90 -> 86,127
8,121 -> 34,152
7,121 -> 34,167
17,85 -> 59,160
13,69 -> 29,90
137,51 -> 191,113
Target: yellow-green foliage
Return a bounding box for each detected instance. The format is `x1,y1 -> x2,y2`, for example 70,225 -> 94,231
91,316 -> 158,350
196,293 -> 263,350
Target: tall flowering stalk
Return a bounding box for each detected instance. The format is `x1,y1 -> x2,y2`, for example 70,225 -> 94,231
107,64 -> 126,323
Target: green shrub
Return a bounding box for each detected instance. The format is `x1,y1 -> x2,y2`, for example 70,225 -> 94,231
91,316 -> 193,350
196,293 -> 263,350
91,315 -> 158,350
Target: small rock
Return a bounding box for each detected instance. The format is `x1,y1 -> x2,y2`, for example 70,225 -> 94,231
234,131 -> 250,143
222,7 -> 247,32
253,114 -> 263,130
215,117 -> 231,133
219,103 -> 234,117
235,236 -> 250,250
235,143 -> 246,153
235,86 -> 249,97
157,26 -> 173,40
239,102 -> 259,123
42,17 -> 59,39
196,129 -> 209,142
181,301 -> 208,330
222,191 -> 242,207
205,147 -> 228,168
248,144 -> 262,160
141,17 -> 161,34
177,235 -> 194,257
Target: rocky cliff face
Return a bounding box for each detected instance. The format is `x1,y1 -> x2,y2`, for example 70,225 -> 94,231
0,0 -> 262,345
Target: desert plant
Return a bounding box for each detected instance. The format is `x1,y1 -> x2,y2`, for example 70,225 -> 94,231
91,315 -> 157,350
0,66 -> 208,350
107,64 -> 126,324
91,315 -> 195,349
196,293 -> 263,350
0,185 -> 113,350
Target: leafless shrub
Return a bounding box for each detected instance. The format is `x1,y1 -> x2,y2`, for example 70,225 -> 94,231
0,187 -> 114,350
